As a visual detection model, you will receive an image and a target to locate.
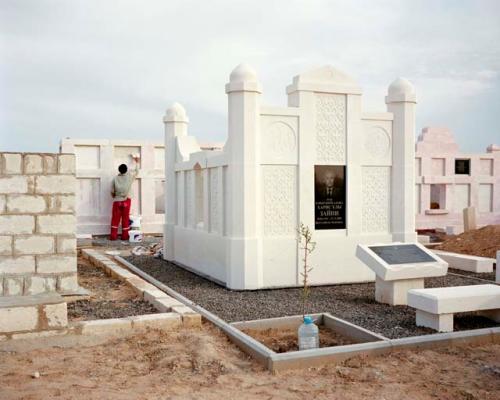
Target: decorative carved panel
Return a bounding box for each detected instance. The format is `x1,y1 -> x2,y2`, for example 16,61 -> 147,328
260,115 -> 298,165
364,126 -> 391,160
315,94 -> 346,164
362,167 -> 390,233
185,171 -> 194,227
262,166 -> 297,236
210,168 -> 220,234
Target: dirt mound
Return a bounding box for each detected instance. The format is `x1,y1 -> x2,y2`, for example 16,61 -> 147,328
435,225 -> 500,258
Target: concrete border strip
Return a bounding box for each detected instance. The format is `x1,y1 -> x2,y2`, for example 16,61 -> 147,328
81,249 -> 201,327
115,255 -> 500,372
0,312 -> 182,351
115,255 -> 273,367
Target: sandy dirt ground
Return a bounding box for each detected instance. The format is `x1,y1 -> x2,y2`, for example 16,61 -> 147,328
434,225 -> 500,258
1,323 -> 499,400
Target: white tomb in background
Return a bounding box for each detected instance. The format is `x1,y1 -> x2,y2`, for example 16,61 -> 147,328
163,64 -> 417,290
60,138 -> 222,235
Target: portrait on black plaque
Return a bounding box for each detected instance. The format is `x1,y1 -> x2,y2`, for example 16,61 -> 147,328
314,165 -> 346,230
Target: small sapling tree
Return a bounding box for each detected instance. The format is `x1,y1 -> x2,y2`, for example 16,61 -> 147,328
297,223 -> 316,319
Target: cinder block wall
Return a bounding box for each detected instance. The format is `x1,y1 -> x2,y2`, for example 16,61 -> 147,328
0,152 -> 77,296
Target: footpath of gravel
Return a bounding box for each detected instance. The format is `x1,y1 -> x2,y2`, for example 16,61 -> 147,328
125,255 -> 499,339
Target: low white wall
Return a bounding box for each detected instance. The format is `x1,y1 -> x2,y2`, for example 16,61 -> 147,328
60,139 -> 222,235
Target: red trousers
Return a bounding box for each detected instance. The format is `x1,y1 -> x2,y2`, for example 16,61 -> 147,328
110,198 -> 131,240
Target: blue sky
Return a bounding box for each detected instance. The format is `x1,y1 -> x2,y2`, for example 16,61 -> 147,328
1,0 -> 499,153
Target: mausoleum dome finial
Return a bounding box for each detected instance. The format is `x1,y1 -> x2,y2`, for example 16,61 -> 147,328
230,63 -> 258,83
165,102 -> 188,122
388,78 -> 415,96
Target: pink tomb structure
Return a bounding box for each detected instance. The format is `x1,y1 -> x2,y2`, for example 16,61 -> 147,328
415,127 -> 500,231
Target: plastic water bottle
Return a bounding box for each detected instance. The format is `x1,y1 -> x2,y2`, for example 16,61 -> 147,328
298,316 -> 319,350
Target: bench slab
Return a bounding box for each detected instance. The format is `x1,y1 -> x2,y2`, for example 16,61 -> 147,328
408,284 -> 500,332
432,250 -> 494,273
408,284 -> 500,314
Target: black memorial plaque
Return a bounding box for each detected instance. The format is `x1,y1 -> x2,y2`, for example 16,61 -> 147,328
314,165 -> 346,230
368,244 -> 437,265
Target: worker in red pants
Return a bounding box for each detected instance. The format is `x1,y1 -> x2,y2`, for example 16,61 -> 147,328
110,155 -> 140,240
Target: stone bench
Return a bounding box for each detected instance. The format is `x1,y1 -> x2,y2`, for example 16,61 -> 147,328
432,250 -> 494,273
0,293 -> 67,336
407,284 -> 500,332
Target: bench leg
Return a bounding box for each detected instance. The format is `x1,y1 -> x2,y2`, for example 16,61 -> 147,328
415,310 -> 454,332
478,309 -> 500,323
375,277 -> 424,306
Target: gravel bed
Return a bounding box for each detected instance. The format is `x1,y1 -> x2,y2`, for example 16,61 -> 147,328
68,258 -> 157,321
125,255 -> 499,339
448,268 -> 496,282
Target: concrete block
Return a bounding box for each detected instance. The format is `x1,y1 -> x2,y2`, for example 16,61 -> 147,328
432,250 -> 494,273
0,215 -> 35,235
24,276 -> 49,295
125,276 -> 158,296
416,310 -> 454,332
171,305 -> 202,327
0,306 -> 39,333
104,264 -> 136,280
35,175 -> 76,195
56,236 -> 76,254
0,256 -> 35,274
43,155 -> 57,174
45,277 -> 57,292
24,154 -> 43,174
3,153 -> 22,174
150,297 -> 184,312
0,195 -> 5,212
128,313 -> 181,331
375,277 -> 424,306
4,277 -> 24,296
6,194 -> 46,213
0,176 -> 29,194
43,303 -> 68,328
37,255 -> 77,273
58,154 -> 76,174
57,274 -> 78,292
52,195 -> 75,213
14,235 -> 54,255
143,288 -> 169,301
80,318 -> 133,336
37,214 -> 75,234
0,236 -> 12,256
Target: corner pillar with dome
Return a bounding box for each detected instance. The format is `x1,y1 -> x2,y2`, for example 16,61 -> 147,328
162,64 -> 417,290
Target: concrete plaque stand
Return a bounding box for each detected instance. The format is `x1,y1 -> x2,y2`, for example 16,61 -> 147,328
357,243 -> 448,305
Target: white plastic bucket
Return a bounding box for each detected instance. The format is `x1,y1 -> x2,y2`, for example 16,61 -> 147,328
129,215 -> 142,230
129,230 -> 143,243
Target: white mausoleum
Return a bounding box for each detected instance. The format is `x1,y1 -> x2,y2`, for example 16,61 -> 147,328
163,64 -> 417,289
